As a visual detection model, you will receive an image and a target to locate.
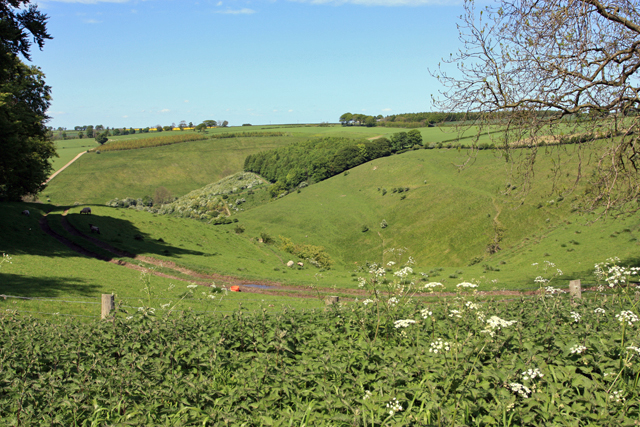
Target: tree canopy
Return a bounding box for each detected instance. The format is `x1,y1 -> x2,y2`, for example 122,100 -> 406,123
434,0 -> 640,215
0,0 -> 55,200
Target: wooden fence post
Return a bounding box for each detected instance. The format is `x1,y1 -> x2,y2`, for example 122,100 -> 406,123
101,294 -> 114,319
569,280 -> 582,299
325,296 -> 339,305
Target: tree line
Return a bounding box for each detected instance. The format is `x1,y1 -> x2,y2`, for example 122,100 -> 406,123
243,131 -> 423,197
53,120 -> 230,144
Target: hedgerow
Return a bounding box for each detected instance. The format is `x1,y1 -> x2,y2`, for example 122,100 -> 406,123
96,131 -> 287,152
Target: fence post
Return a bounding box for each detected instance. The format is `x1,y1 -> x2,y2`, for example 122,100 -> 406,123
325,296 -> 339,305
101,294 -> 114,319
569,280 -> 582,299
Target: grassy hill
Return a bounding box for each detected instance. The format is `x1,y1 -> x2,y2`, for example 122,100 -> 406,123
3,124 -> 639,320
42,124 -> 486,205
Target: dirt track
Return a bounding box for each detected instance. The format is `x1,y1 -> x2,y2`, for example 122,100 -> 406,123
39,210 -> 350,299
40,210 -> 557,300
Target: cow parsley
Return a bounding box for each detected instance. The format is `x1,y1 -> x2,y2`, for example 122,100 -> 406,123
509,382 -> 531,398
616,310 -> 639,326
429,338 -> 450,353
394,319 -> 416,328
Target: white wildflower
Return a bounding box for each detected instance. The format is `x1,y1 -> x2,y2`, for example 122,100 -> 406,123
187,284 -> 198,289
545,286 -> 564,295
429,338 -> 450,354
457,282 -> 478,288
594,308 -> 606,315
486,316 -> 517,329
393,266 -> 413,279
616,310 -> 639,326
357,277 -> 367,288
420,308 -> 432,319
386,398 -> 403,416
570,345 -> 587,355
424,282 -> 444,290
482,316 -> 516,336
362,299 -> 375,306
394,319 -> 416,328
570,311 -> 581,322
388,297 -> 399,306
387,261 -> 396,267
363,390 -> 372,400
610,390 -> 625,403
449,309 -> 462,319
626,346 -> 640,356
510,382 -> 531,398
521,368 -> 543,380
465,301 -> 479,310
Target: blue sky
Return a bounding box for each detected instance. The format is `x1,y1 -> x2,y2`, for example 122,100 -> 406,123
30,0 -> 464,129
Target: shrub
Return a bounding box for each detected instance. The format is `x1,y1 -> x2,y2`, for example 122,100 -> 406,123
260,232 -> 274,244
380,219 -> 388,229
278,236 -> 333,269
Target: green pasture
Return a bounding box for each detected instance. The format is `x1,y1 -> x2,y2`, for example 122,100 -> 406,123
4,126 -> 640,320
51,138 -> 99,172
44,124 -> 494,205
234,144 -> 638,289
31,142 -> 640,295
44,134 -> 312,205
0,202 -> 325,320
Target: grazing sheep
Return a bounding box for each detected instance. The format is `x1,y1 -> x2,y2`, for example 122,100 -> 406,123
80,207 -> 92,215
21,210 -> 30,216
88,223 -> 100,234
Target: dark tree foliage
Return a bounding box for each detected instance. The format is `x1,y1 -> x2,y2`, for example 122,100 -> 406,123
244,137 -> 392,195
0,0 -> 55,200
0,0 -> 51,65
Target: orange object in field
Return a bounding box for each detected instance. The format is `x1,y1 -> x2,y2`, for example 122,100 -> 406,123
230,286 -> 241,292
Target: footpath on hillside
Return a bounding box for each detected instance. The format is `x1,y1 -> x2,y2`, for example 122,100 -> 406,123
45,151 -> 86,184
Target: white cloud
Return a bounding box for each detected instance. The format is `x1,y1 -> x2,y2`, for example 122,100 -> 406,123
382,108 -> 392,111
160,109 -> 170,113
289,0 -> 457,5
84,19 -> 101,23
216,1 -> 223,5
184,100 -> 189,103
214,8 -> 256,14
122,115 -> 129,118
288,109 -> 293,112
